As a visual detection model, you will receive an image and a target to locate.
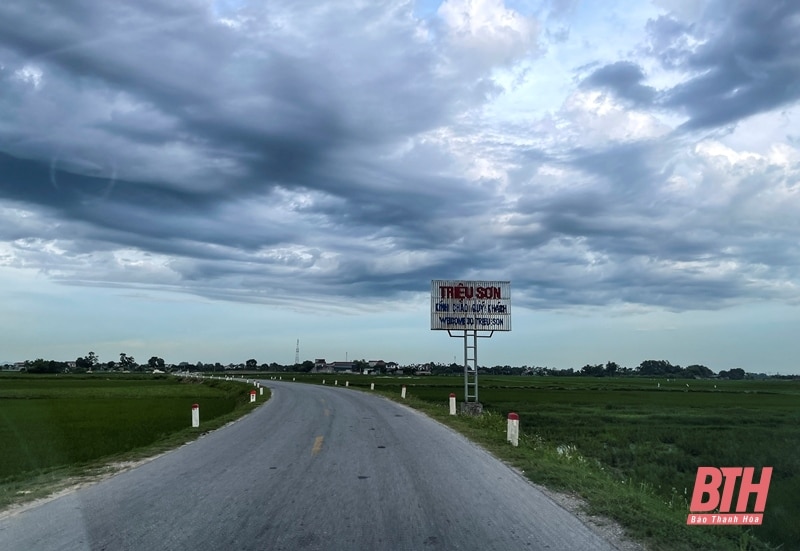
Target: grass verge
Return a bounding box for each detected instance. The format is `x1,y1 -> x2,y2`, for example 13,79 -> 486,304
374,389 -> 780,551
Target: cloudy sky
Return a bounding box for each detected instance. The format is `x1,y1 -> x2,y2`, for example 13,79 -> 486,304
1,0 -> 799,372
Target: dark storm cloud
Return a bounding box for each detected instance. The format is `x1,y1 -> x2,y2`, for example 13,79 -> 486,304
584,1 -> 800,129
582,61 -> 656,106
656,0 -> 800,129
0,0 -> 799,315
0,0 -> 460,197
0,2 -> 470,248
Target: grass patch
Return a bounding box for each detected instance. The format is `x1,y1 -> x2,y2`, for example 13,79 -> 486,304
0,374 -> 267,510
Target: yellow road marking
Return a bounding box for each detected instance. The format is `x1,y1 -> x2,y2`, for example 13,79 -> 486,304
324,408 -> 331,417
312,436 -> 324,455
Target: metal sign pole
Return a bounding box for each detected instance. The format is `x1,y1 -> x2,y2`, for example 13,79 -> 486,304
463,330 -> 468,403
473,329 -> 478,403
464,329 -> 479,403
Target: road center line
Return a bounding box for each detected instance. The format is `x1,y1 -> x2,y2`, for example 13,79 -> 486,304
312,436 -> 324,455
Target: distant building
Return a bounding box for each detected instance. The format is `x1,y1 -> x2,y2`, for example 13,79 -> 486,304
385,362 -> 399,372
1,362 -> 26,372
416,364 -> 432,375
330,361 -> 355,373
313,359 -> 333,374
312,358 -> 399,374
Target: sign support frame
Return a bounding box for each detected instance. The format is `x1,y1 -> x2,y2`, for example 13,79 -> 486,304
448,329 -> 494,403
433,280 -> 511,411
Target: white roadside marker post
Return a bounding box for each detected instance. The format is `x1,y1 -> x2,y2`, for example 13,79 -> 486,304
260,387 -> 264,396
507,412 -> 519,447
250,390 -> 257,403
335,380 -> 338,386
345,381 -> 349,387
191,403 -> 200,428
449,393 -> 457,415
401,385 -> 407,399
322,380 -> 326,385
370,383 -> 375,390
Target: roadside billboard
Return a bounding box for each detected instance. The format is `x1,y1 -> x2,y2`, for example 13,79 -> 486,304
430,280 -> 511,331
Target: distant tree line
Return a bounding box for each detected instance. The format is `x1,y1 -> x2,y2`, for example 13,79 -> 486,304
429,359 -> 778,380
4,354 -> 794,380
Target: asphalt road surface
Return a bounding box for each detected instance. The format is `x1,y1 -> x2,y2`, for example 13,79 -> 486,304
0,380 -> 621,550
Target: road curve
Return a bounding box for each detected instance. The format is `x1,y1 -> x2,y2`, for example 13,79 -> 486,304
0,380 -> 620,550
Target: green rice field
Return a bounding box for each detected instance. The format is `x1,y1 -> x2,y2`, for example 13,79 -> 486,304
0,374 -> 258,487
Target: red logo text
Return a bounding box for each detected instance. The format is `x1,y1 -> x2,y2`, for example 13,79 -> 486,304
686,467 -> 772,525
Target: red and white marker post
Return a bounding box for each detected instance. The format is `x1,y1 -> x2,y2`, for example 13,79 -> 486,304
191,403 -> 200,428
250,390 -> 257,403
449,393 -> 457,415
507,412 -> 519,447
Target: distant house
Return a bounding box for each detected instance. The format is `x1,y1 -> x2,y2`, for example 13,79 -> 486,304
2,362 -> 26,372
330,361 -> 355,373
313,359 -> 333,374
416,364 -> 432,375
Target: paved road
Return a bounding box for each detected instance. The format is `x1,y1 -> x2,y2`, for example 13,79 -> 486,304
0,380 -> 619,550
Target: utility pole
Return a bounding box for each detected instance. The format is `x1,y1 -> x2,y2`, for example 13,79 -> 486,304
295,339 -> 300,365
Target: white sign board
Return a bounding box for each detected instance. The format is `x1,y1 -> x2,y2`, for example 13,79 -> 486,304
430,280 -> 511,331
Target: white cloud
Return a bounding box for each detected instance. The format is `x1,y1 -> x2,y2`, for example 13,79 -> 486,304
559,89 -> 671,145
438,0 -> 540,70
13,65 -> 43,88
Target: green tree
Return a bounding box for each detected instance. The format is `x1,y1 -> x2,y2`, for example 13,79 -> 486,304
76,351 -> 99,370
580,364 -> 605,377
684,364 -> 714,378
26,359 -> 66,374
720,367 -> 745,380
245,358 -> 258,370
119,353 -> 136,371
353,359 -> 369,373
148,356 -> 165,370
637,360 -> 682,377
